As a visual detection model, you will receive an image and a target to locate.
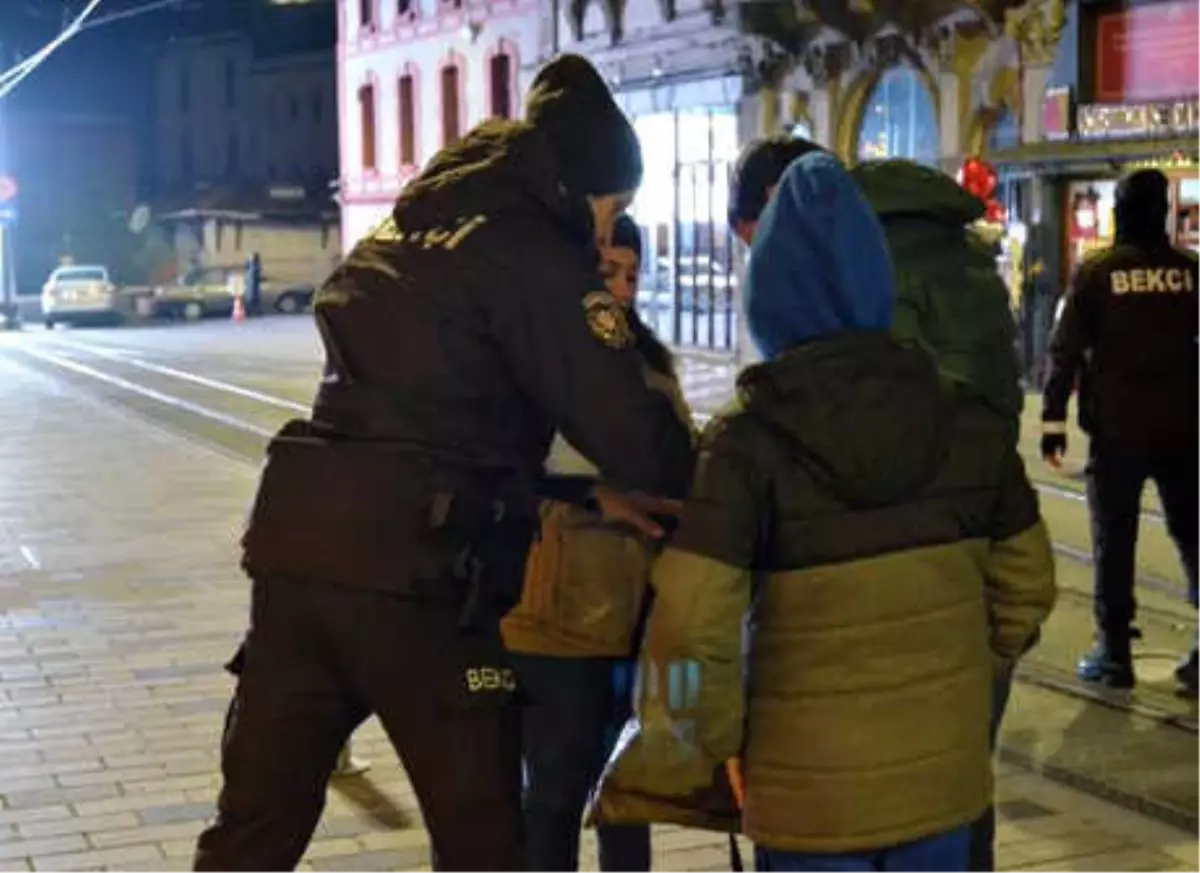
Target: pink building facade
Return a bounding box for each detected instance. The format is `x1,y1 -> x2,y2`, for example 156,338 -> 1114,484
336,0 -> 541,250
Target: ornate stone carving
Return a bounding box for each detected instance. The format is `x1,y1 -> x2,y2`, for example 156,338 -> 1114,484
802,40 -> 850,88
1004,0 -> 1065,66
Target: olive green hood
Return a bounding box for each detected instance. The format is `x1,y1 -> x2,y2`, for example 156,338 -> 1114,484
850,159 -> 1023,424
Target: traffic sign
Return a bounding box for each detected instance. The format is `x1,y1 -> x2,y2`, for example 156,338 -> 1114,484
0,177 -> 18,203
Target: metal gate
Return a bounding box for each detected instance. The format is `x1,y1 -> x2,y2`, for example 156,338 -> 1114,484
629,108 -> 739,354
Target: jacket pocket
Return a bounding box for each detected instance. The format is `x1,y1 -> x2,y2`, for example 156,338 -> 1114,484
524,501 -> 650,652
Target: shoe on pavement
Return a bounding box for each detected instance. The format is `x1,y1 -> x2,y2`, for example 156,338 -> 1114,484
1175,649 -> 1198,698
1077,642 -> 1135,689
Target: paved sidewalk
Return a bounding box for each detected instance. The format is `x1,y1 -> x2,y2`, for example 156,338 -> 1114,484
0,348 -> 1193,871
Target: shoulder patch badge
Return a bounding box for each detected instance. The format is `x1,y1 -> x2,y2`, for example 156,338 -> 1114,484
582,291 -> 634,350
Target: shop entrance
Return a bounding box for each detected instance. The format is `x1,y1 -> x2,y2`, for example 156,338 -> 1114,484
628,108 -> 740,353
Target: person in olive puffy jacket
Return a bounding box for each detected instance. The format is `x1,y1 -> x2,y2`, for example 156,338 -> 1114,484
503,214 -> 695,871
726,137 -> 1026,870
593,152 -> 1056,872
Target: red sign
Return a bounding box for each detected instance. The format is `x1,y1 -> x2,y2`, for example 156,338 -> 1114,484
1042,88 -> 1071,140
0,177 -> 17,203
1095,1 -> 1199,103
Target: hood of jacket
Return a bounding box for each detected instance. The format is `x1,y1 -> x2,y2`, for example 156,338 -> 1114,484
852,158 -> 984,226
744,152 -> 895,358
850,159 -> 1023,421
390,119 -> 594,246
738,334 -> 949,508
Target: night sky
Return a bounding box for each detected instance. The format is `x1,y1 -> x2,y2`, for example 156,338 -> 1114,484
0,0 -> 336,114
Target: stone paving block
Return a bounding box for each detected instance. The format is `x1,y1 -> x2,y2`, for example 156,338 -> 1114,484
56,767 -> 166,789
309,847 -> 430,871
304,838 -> 370,860
998,829 -> 1136,868
16,813 -> 139,841
72,792 -> 187,817
137,802 -> 216,826
1009,846 -> 1190,872
0,779 -> 56,797
0,835 -> 89,862
4,786 -> 120,811
0,863 -> 30,872
30,843 -> 163,872
157,838 -> 201,860
89,820 -> 204,850
121,773 -> 218,797
123,856 -> 191,872
355,829 -> 429,853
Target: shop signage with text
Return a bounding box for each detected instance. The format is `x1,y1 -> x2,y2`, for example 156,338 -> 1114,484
1095,1 -> 1199,103
1077,99 -> 1199,141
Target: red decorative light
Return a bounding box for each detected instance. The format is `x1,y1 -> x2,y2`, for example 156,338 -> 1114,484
958,156 -> 999,203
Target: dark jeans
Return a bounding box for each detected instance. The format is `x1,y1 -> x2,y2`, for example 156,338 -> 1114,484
195,577 -> 523,872
966,673 -> 1013,871
511,653 -> 651,872
1086,444 -> 1199,648
756,825 -> 969,871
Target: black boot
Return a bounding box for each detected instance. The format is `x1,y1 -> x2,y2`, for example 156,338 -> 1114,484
1078,632 -> 1136,689
1171,628 -> 1200,695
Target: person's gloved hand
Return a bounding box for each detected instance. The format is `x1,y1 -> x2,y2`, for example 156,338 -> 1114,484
1041,429 -> 1067,469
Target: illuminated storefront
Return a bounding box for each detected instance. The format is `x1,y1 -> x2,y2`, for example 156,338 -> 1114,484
615,76 -> 742,351
987,0 -> 1198,376
855,65 -> 939,166
1061,1 -> 1199,274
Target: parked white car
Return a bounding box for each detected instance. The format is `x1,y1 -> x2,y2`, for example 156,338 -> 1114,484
41,265 -> 122,328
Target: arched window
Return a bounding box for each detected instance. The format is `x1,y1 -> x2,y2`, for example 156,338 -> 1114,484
398,72 -> 417,166
856,65 -> 938,167
441,64 -> 462,145
359,83 -> 377,171
489,52 -> 514,119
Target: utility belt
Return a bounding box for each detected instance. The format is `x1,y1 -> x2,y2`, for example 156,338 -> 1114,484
242,420 -> 537,627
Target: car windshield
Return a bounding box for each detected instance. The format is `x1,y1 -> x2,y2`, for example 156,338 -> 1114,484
55,267 -> 105,282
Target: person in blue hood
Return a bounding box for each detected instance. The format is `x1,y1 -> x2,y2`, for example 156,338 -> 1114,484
744,151 -> 895,352
589,152 -> 1056,873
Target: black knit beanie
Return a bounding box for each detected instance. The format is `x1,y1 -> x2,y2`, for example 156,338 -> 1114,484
525,54 -> 643,198
610,213 -> 643,260
1115,169 -> 1169,245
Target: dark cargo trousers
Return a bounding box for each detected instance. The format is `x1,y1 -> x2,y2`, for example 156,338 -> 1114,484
967,674 -> 1013,871
194,576 -> 523,871
511,654 -> 651,872
1086,444 -> 1199,649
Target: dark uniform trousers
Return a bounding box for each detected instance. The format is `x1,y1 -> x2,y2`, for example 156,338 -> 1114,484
194,576 -> 523,872
1086,442 -> 1199,645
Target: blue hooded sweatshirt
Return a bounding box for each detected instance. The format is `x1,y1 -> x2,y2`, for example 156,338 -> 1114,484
745,152 -> 896,358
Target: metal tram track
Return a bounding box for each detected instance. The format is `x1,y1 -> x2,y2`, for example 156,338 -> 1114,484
7,333 -> 1200,829
9,337 -> 1198,829
15,336 -> 1189,624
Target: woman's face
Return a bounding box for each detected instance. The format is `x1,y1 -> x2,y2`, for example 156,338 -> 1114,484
600,245 -> 640,308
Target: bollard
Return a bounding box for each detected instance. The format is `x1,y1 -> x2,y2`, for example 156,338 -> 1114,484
332,741 -> 370,778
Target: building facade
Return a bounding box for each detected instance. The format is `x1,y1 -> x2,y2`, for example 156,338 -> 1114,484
333,0 -> 1196,361
152,33 -> 341,286
549,0 -> 746,351
336,0 -> 540,249
155,34 -> 338,193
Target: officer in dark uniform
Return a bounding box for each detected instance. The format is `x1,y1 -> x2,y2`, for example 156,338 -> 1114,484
193,55 -> 695,872
1041,169 -> 1198,693
244,251 -> 262,317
